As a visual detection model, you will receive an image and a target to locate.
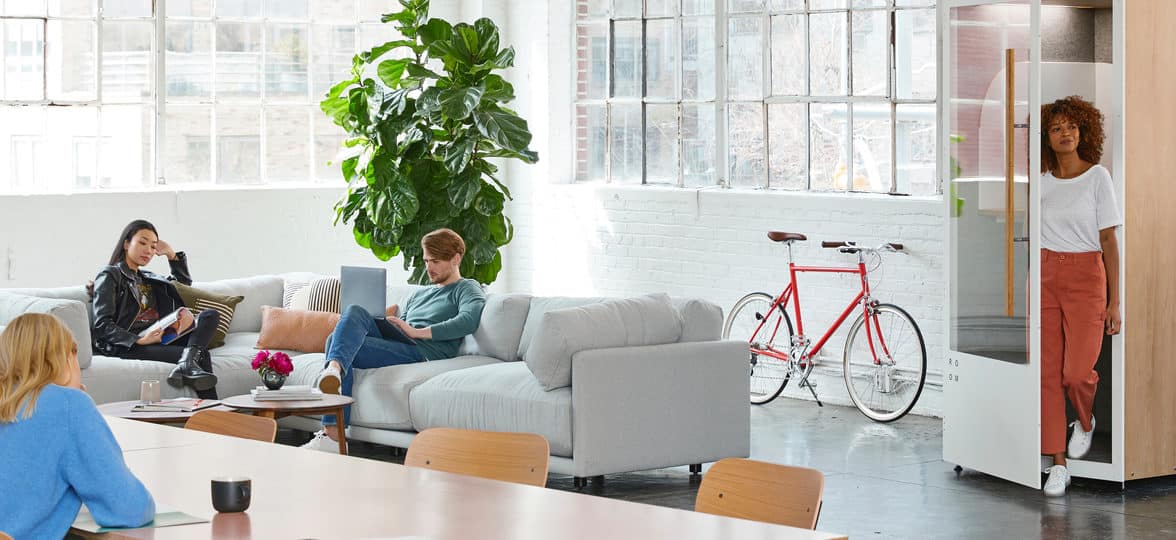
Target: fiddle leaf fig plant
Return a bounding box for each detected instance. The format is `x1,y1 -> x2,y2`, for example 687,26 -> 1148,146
320,0 -> 537,285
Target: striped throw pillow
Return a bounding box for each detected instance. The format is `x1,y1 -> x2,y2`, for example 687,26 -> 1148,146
173,283 -> 244,349
304,277 -> 341,313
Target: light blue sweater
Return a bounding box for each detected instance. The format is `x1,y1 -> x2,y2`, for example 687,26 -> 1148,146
0,385 -> 154,539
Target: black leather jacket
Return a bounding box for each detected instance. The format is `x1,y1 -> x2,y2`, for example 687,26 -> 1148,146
91,253 -> 192,355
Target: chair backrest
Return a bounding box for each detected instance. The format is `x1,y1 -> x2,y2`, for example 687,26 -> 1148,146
405,428 -> 550,487
694,458 -> 825,529
184,410 -> 277,443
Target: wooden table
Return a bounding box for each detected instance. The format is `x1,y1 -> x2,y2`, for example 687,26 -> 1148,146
221,393 -> 354,455
76,417 -> 847,540
97,400 -> 235,425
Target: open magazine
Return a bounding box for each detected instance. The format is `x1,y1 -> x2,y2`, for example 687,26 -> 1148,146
132,398 -> 221,413
138,307 -> 196,345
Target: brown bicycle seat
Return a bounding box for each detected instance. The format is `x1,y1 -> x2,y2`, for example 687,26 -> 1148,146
767,231 -> 807,243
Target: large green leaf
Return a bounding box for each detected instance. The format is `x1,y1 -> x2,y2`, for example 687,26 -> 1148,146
473,185 -> 504,216
481,74 -> 514,103
482,147 -> 539,164
448,171 -> 481,210
406,63 -> 442,80
364,39 -> 417,62
487,213 -> 511,244
377,59 -> 410,88
472,18 -> 500,64
439,85 -> 484,121
419,18 -> 452,49
453,24 -> 480,65
473,108 -> 532,152
390,180 -> 420,225
471,251 -> 503,285
443,137 -> 475,173
371,241 -> 399,261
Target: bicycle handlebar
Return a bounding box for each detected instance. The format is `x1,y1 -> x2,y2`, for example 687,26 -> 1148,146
820,241 -> 905,253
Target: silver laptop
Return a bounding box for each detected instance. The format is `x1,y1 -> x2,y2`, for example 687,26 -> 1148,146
340,266 -> 387,315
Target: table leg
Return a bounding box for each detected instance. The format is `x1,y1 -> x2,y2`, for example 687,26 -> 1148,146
257,410 -> 276,419
334,407 -> 348,455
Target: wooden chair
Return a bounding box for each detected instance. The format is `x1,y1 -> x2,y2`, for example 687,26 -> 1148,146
405,427 -> 550,487
184,410 -> 277,443
695,458 -> 825,529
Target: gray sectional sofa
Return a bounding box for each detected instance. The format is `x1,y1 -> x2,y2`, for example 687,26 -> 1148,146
0,273 -> 750,481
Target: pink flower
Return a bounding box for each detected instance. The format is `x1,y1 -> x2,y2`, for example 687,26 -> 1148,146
271,352 -> 293,376
252,351 -> 269,370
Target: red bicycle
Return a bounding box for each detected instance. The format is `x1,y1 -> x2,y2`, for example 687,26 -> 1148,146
722,232 -> 927,422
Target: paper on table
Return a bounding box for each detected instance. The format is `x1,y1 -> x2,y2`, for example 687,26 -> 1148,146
72,503 -> 208,533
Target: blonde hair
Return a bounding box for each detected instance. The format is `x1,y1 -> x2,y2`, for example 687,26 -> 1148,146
0,313 -> 78,423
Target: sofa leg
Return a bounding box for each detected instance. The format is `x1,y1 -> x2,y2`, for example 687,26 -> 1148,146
689,463 -> 702,475
573,476 -> 587,489
591,475 -> 604,485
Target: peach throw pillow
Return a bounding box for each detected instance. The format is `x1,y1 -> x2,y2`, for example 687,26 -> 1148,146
256,306 -> 341,353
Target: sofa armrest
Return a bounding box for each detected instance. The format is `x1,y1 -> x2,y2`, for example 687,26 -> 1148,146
0,291 -> 93,369
570,340 -> 750,477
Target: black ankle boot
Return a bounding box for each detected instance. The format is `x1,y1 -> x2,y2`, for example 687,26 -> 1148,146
194,347 -> 218,399
167,347 -> 218,392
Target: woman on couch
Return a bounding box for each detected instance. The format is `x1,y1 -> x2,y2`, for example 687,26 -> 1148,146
91,219 -> 220,397
0,313 -> 155,538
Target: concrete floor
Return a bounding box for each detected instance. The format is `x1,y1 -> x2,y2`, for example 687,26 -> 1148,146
284,399 -> 1176,539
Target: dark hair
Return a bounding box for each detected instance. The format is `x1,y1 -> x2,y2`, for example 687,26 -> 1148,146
1041,95 -> 1104,174
421,228 -> 466,260
108,220 -> 158,266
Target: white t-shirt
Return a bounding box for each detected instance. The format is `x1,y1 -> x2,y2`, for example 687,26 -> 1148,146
1041,164 -> 1122,253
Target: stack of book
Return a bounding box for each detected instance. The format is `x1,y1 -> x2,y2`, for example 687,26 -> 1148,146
132,398 -> 221,413
250,385 -> 323,401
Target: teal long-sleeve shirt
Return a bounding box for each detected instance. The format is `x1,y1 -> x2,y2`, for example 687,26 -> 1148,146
402,278 -> 486,360
0,385 -> 155,540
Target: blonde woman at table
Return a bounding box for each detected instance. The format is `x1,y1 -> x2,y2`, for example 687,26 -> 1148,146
0,313 -> 154,539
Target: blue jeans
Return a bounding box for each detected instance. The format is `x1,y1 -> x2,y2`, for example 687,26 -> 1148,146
321,304 -> 425,426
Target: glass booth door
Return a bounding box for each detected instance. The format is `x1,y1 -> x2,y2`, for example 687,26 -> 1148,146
941,0 -> 1043,489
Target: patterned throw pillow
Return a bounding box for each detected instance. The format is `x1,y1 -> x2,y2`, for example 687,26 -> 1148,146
173,283 -> 244,349
285,277 -> 342,313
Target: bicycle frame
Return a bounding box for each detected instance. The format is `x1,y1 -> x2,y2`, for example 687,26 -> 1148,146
750,259 -> 893,367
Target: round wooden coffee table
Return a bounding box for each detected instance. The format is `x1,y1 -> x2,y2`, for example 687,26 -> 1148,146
97,399 -> 235,424
222,394 -> 355,455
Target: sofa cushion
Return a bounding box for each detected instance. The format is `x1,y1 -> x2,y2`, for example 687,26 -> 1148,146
174,283 -> 243,349
409,362 -> 573,457
523,293 -> 683,391
344,355 -> 501,430
0,293 -> 93,369
256,306 -> 339,353
457,293 -> 531,362
516,296 -> 607,359
191,276 -> 284,333
285,277 -> 342,313
671,298 -> 724,342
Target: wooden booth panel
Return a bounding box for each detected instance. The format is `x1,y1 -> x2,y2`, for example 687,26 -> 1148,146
1124,0 -> 1176,480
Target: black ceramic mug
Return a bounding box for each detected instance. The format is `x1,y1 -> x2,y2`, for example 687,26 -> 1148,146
211,477 -> 251,513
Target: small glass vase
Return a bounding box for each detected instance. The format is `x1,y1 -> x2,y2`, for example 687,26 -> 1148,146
261,369 -> 286,390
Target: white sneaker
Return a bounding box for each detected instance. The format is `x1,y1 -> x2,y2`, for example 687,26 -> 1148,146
1068,416 -> 1096,459
1041,456 -> 1054,473
1043,465 -> 1070,497
314,363 -> 342,395
300,429 -> 341,454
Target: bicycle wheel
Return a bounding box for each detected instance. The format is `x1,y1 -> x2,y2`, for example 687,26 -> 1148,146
723,292 -> 794,405
842,303 -> 926,422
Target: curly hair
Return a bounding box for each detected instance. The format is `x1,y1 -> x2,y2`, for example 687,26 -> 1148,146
1041,95 -> 1104,174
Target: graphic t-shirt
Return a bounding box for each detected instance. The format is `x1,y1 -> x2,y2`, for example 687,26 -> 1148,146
128,279 -> 159,334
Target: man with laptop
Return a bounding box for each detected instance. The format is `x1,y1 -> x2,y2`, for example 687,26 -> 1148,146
301,228 -> 486,453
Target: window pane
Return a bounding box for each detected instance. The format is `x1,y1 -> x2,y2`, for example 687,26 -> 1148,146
47,20 -> 96,101
575,22 -> 607,100
727,16 -> 763,100
358,22 -> 401,55
609,103 -> 641,184
99,105 -> 153,189
575,103 -> 606,182
851,103 -> 891,192
681,16 -> 714,101
164,105 -> 210,184
645,19 -> 677,100
612,21 -> 641,97
851,0 -> 886,7
356,0 -> 397,22
103,0 -> 151,18
896,103 -> 936,195
896,0 -> 934,6
682,0 -> 714,16
770,14 -> 804,96
167,0 -> 212,17
216,22 -> 262,98
728,0 -> 764,13
311,24 -> 355,98
4,0 -> 46,15
728,102 -> 765,188
266,24 -> 309,99
770,0 -> 803,10
266,0 -> 308,19
265,106 -> 310,182
810,102 -> 847,191
48,0 -> 94,17
47,107 -> 97,192
681,103 -> 714,187
216,105 -> 261,183
612,0 -> 640,18
646,0 -> 677,17
216,0 -> 261,18
851,10 -> 886,96
311,0 -> 354,23
645,104 -> 678,184
809,12 -> 846,96
576,0 -> 607,18
768,103 -> 806,190
3,19 -> 45,100
0,107 -> 45,190
166,21 -> 212,99
102,20 -> 153,103
896,8 -> 936,100
313,112 -> 344,182
809,0 -> 847,8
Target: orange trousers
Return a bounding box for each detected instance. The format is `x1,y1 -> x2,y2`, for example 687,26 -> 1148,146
1040,249 -> 1106,456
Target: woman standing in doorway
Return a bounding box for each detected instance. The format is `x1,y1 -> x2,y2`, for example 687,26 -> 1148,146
1039,96 -> 1121,497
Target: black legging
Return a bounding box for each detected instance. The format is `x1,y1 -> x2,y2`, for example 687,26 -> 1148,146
120,310 -> 220,363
